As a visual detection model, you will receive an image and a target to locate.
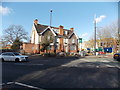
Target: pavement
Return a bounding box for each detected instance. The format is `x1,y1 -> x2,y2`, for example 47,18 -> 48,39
1,55 -> 120,89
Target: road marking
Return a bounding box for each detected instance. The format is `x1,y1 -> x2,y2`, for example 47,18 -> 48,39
14,63 -> 44,66
0,83 -> 5,86
6,82 -> 14,85
2,81 -> 43,90
96,66 -> 99,68
0,82 -> 14,86
15,82 -> 42,90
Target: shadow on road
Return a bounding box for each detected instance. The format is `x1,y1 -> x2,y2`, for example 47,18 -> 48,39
2,56 -> 120,88
2,56 -> 81,84
15,64 -> 119,88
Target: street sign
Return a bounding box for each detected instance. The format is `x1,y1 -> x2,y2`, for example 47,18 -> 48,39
79,38 -> 82,43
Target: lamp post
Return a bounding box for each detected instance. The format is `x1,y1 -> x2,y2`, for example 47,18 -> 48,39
50,9 -> 52,27
49,9 -> 56,54
94,14 -> 97,56
118,26 -> 120,53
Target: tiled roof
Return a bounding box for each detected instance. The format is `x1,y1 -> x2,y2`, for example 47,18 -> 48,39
34,23 -> 74,38
34,24 -> 48,33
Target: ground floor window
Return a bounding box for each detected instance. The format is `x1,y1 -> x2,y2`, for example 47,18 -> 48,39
70,45 -> 76,50
56,45 -> 59,50
49,45 -> 52,50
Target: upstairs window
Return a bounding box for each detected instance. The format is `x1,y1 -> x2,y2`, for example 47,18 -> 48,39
48,36 -> 50,40
64,39 -> 68,44
54,29 -> 59,33
72,39 -> 75,43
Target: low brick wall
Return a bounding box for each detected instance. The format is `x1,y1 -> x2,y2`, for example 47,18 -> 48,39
23,43 -> 35,53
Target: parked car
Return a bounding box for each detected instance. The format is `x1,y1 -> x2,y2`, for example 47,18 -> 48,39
113,53 -> 120,61
0,52 -> 28,62
57,52 -> 66,56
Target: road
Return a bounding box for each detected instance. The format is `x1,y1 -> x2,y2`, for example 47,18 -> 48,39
1,55 -> 120,89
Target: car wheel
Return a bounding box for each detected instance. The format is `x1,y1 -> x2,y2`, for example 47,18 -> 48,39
117,59 -> 120,62
15,58 -> 19,62
2,58 -> 4,62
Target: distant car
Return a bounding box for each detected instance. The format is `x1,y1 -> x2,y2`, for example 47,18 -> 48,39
0,52 -> 28,62
98,51 -> 106,55
113,53 -> 120,61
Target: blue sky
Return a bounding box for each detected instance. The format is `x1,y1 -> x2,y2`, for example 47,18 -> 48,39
1,2 -> 118,42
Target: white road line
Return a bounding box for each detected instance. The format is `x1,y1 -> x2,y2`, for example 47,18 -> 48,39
6,82 -> 14,85
0,82 -> 14,86
14,63 -> 44,66
1,82 -> 43,90
0,83 -> 5,86
15,82 -> 42,90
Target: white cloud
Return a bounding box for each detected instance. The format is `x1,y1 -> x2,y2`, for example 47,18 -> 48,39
95,15 -> 106,23
81,33 -> 88,38
0,6 -> 12,15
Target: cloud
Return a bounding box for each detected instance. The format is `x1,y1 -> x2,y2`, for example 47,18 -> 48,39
81,33 -> 88,37
0,6 -> 12,15
95,15 -> 106,23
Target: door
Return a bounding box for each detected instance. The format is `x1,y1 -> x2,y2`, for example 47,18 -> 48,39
7,53 -> 15,61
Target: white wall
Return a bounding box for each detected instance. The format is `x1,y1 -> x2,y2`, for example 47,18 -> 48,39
30,24 -> 39,44
34,30 -> 39,44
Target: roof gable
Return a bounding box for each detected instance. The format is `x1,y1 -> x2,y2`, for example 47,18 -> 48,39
34,24 -> 48,33
68,32 -> 79,39
40,27 -> 56,36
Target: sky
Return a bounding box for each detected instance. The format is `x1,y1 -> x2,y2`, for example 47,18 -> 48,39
1,2 -> 118,42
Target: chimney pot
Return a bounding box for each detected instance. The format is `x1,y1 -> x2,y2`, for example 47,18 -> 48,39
70,28 -> 74,31
59,25 -> 64,28
34,19 -> 38,25
59,25 -> 64,35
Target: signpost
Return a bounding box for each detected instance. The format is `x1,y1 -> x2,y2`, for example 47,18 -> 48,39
79,38 -> 82,43
79,38 -> 82,51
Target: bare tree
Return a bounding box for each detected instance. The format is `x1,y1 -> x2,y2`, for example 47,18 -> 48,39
3,25 -> 28,44
96,21 -> 119,52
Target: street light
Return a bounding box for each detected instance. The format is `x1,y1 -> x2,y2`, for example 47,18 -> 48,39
94,14 -> 97,56
49,9 -> 56,54
50,9 -> 53,27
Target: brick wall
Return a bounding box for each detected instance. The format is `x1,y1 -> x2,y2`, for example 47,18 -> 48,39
23,43 -> 35,53
23,43 -> 40,54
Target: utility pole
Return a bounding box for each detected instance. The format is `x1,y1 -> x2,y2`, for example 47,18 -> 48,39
50,9 -> 52,27
50,9 -> 56,54
118,25 -> 120,53
94,14 -> 97,56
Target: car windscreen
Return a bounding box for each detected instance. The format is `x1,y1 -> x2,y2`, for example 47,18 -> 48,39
13,52 -> 21,56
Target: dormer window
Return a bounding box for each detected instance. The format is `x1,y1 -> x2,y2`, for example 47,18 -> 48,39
54,29 -> 59,33
64,31 -> 68,35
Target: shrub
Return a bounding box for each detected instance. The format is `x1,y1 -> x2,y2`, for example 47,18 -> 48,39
43,53 -> 56,57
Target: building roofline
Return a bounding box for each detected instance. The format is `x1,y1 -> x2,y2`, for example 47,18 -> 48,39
40,26 -> 57,36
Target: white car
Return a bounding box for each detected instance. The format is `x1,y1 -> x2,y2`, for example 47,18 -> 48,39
0,52 -> 28,62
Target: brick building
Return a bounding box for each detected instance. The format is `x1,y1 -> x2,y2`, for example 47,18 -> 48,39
22,19 -> 79,54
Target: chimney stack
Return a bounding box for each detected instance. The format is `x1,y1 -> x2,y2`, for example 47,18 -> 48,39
59,25 -> 64,35
34,19 -> 38,25
70,28 -> 74,31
